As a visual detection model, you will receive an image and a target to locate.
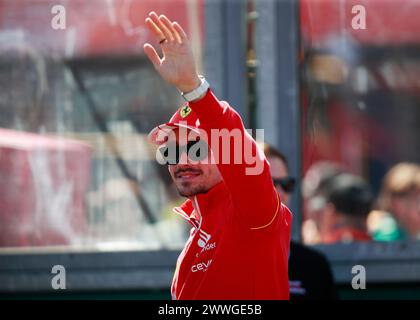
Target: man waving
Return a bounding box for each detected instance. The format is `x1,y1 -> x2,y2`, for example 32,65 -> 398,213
144,11 -> 292,300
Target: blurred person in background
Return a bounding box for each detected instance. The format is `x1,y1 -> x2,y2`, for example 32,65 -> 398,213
302,162 -> 344,244
369,163 -> 420,241
263,144 -> 337,299
314,173 -> 374,243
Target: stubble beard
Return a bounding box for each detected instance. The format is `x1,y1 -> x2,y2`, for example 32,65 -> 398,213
176,181 -> 210,197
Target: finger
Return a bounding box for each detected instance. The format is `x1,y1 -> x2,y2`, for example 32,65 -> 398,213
172,21 -> 188,40
143,43 -> 161,69
158,15 -> 176,43
145,17 -> 165,42
149,13 -> 174,42
159,15 -> 182,44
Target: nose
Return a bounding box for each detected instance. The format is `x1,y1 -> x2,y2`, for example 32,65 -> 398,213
178,150 -> 190,165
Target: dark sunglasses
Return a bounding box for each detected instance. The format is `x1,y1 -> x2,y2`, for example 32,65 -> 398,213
272,177 -> 296,193
158,140 -> 209,165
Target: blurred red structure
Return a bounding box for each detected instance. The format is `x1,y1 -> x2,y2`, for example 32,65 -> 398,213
0,129 -> 92,247
301,0 -> 420,46
0,0 -> 204,247
0,0 -> 204,57
300,0 -> 420,175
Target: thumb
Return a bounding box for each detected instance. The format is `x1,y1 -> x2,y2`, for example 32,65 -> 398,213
143,43 -> 161,69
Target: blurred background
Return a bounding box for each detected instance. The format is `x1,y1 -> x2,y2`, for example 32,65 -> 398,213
0,0 -> 419,299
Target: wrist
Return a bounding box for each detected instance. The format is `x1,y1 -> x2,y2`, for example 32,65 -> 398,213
181,75 -> 210,102
177,76 -> 201,93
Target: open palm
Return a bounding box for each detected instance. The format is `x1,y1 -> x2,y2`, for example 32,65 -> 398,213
143,12 -> 200,93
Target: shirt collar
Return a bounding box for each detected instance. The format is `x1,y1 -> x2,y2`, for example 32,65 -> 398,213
173,181 -> 229,225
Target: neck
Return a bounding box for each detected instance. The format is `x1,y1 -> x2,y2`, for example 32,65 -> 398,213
188,181 -> 227,213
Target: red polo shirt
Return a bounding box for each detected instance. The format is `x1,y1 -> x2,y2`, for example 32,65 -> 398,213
170,89 -> 292,300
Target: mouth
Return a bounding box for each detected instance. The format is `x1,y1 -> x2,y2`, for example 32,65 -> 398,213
175,169 -> 202,182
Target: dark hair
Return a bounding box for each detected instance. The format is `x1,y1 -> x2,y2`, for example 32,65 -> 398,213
323,173 -> 373,217
262,143 -> 289,170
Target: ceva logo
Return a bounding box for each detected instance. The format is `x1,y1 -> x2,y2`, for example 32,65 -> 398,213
192,259 -> 212,273
197,229 -> 211,248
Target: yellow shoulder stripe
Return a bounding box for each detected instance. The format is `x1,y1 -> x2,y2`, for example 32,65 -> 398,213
250,190 -> 280,230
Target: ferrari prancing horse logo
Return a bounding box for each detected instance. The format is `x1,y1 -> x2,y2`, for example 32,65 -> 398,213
180,105 -> 192,118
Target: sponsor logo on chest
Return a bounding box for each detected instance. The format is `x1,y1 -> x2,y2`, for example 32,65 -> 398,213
197,229 -> 211,248
191,259 -> 213,273
195,228 -> 217,257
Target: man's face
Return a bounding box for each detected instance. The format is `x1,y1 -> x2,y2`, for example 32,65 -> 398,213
166,129 -> 222,197
267,156 -> 290,205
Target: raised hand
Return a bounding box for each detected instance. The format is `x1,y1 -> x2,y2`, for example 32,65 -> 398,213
143,11 -> 201,93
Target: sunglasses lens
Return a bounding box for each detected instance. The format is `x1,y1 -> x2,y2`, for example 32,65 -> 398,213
159,144 -> 179,165
273,177 -> 296,193
281,178 -> 296,193
159,140 -> 208,165
187,140 -> 208,162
